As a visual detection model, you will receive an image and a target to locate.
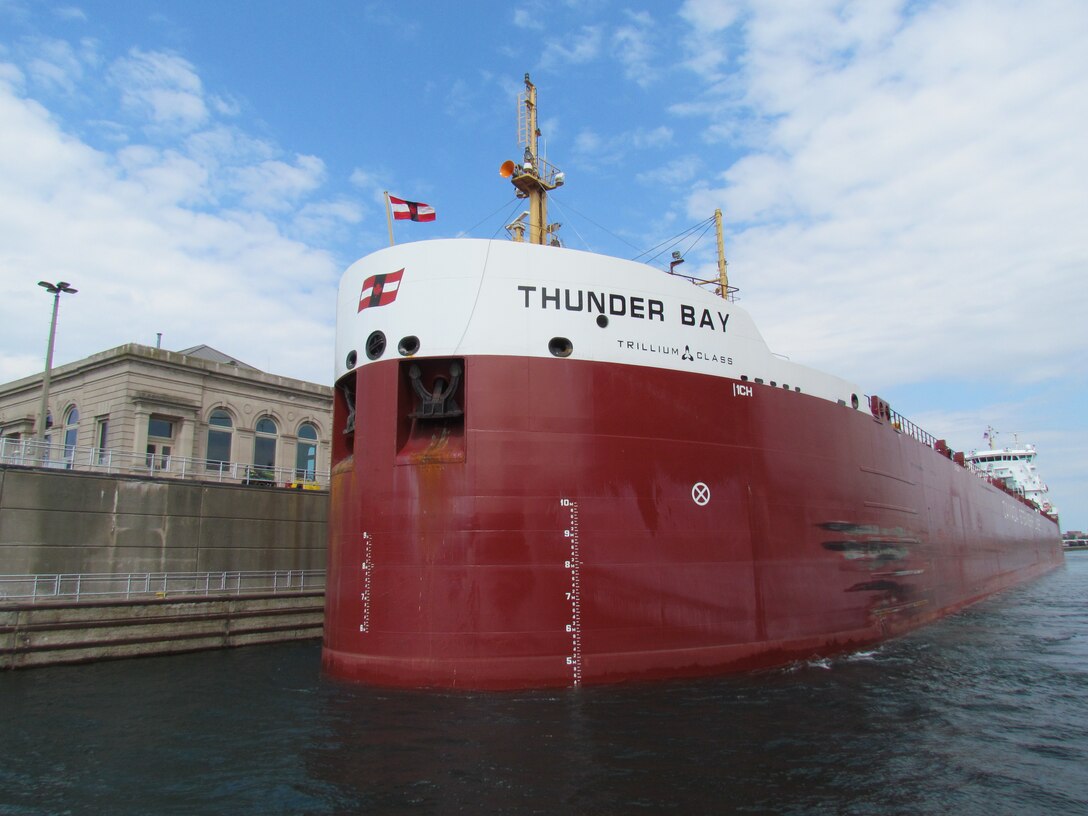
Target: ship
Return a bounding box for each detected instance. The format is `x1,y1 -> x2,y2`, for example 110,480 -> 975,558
322,74 -> 1063,690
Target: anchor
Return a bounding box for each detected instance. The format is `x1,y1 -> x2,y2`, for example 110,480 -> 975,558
408,361 -> 463,419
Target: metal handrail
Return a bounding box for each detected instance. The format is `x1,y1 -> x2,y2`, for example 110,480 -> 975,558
0,437 -> 329,489
0,569 -> 326,604
888,409 -> 938,449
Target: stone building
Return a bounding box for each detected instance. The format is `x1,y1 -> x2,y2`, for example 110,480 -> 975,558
0,343 -> 332,486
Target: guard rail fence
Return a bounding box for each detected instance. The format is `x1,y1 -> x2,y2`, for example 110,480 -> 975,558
0,569 -> 326,605
0,437 -> 329,489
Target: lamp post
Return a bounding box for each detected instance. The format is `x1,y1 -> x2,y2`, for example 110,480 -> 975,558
35,280 -> 78,461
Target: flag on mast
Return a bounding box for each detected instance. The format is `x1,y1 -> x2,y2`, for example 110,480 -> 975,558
388,195 -> 436,222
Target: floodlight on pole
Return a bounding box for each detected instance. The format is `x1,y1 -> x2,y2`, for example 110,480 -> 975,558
35,280 -> 78,459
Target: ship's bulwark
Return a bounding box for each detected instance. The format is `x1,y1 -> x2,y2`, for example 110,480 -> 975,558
322,356 -> 1062,690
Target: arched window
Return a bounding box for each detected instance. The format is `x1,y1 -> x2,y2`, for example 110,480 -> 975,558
295,422 -> 318,480
206,409 -> 233,469
253,416 -> 278,471
63,406 -> 79,466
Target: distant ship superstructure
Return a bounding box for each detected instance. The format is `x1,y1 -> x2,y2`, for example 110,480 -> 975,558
966,427 -> 1057,517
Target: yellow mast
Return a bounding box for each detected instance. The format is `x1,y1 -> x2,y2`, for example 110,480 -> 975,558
715,208 -> 729,300
503,74 -> 564,246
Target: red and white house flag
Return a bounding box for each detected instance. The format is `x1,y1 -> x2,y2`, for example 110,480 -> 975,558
388,195 -> 436,222
358,268 -> 405,311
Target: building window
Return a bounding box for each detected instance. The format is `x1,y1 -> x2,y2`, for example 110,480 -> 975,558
63,406 -> 79,466
147,414 -> 175,471
95,417 -> 109,465
206,409 -> 233,469
296,422 -> 318,480
253,416 -> 278,470
148,416 -> 174,439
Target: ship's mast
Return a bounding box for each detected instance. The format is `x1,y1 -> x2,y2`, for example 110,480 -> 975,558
715,208 -> 729,299
502,74 -> 564,246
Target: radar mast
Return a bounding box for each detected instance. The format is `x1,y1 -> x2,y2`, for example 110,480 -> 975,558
500,74 -> 565,246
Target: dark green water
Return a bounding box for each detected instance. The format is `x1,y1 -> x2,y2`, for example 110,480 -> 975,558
4,555 -> 1087,815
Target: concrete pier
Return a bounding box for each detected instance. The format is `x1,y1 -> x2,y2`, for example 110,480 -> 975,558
0,465 -> 328,669
1,592 -> 324,669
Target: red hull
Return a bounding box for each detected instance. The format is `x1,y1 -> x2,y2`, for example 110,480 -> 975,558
322,356 -> 1063,689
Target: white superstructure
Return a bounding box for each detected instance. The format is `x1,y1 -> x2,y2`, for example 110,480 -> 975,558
336,238 -> 864,409
966,427 -> 1056,515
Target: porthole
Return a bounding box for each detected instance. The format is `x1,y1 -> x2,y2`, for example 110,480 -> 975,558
740,375 -> 749,382
398,335 -> 420,356
770,381 -> 777,387
345,350 -> 358,369
549,337 -> 573,358
755,377 -> 764,384
365,331 -> 386,361
596,315 -> 609,328
851,393 -> 859,409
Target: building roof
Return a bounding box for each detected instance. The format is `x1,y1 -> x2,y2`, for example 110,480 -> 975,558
175,345 -> 260,371
0,343 -> 330,401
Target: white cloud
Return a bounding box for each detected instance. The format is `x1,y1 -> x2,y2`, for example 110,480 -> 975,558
678,0 -> 1088,391
679,0 -> 743,80
541,25 -> 603,68
25,37 -> 85,94
443,77 -> 473,118
348,168 -> 376,188
53,6 -> 87,22
574,129 -> 603,156
228,154 -> 326,212
573,124 -> 674,168
292,198 -> 365,242
116,144 -> 210,206
631,125 -> 673,149
513,7 -> 544,30
109,48 -> 208,131
0,51 -> 345,385
612,10 -> 657,87
680,0 -> 742,32
637,155 -> 702,186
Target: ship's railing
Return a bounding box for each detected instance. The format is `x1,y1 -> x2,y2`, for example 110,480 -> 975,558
0,437 -> 329,490
0,569 -> 326,605
868,395 -> 939,448
891,411 -> 937,448
532,155 -> 564,190
867,395 -> 1056,522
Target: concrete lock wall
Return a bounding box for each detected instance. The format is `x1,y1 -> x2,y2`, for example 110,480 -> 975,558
0,466 -> 328,668
0,466 -> 327,575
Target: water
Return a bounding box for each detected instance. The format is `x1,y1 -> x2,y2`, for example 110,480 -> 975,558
4,555 -> 1087,816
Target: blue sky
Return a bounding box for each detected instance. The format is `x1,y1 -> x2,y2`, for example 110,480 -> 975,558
1,0 -> 1085,530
